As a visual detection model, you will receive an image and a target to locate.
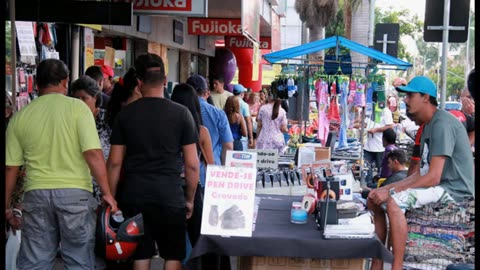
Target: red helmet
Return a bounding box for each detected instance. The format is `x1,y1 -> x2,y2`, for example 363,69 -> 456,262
95,206 -> 144,261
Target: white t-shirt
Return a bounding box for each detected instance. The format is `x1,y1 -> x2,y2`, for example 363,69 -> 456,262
210,91 -> 233,109
363,107 -> 393,152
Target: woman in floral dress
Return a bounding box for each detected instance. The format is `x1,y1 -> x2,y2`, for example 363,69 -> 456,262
255,94 -> 288,154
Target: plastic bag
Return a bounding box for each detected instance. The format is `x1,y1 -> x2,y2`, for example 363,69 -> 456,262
5,228 -> 21,270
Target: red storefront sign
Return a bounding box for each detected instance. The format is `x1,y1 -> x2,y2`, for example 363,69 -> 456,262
133,0 -> 190,11
117,0 -> 207,16
188,18 -> 242,36
225,36 -> 271,49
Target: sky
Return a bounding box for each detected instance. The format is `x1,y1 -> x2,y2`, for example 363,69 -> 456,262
376,0 -> 426,20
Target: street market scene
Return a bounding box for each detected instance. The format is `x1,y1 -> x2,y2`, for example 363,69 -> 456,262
4,0 -> 475,270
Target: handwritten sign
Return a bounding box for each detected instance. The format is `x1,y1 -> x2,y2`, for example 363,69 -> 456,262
201,165 -> 256,237
247,149 -> 278,169
15,22 -> 37,65
225,150 -> 257,169
104,46 -> 115,67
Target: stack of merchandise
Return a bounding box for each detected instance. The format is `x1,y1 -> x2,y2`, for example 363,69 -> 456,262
404,199 -> 475,269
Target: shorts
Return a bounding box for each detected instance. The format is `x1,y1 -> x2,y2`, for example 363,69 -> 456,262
19,189 -> 97,270
382,186 -> 455,213
122,203 -> 187,261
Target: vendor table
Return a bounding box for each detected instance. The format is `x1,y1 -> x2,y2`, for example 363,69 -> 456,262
190,195 -> 393,262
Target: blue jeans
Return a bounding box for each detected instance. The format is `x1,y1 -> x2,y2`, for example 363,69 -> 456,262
363,150 -> 384,188
19,189 -> 97,270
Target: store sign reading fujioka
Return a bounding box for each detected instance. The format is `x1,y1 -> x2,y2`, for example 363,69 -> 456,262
188,18 -> 242,36
225,36 -> 271,49
124,0 -> 207,16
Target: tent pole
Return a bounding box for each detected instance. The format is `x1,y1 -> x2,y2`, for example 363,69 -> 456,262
359,66 -> 369,187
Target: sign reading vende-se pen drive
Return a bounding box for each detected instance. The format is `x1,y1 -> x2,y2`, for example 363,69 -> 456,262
201,165 -> 256,237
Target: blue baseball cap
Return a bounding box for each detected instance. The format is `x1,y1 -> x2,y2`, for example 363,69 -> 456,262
186,75 -> 208,93
233,84 -> 247,95
396,76 -> 437,98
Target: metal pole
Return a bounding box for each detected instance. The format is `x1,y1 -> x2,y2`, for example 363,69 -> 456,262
437,44 -> 441,92
9,0 -> 17,113
71,26 -> 80,81
423,57 -> 426,76
359,67 -> 369,187
440,0 -> 450,109
368,0 -> 376,47
464,10 -> 471,89
412,57 -> 416,76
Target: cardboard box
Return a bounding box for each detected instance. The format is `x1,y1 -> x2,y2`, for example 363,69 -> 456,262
238,256 -> 366,270
315,147 -> 331,161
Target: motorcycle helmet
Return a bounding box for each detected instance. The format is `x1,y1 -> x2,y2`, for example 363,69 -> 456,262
95,206 -> 144,261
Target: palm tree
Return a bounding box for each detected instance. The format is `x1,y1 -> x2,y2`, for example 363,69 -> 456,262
295,0 -> 338,60
343,0 -> 364,39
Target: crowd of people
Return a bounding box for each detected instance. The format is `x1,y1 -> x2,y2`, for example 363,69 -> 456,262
4,51 -> 475,270
5,53 -> 291,270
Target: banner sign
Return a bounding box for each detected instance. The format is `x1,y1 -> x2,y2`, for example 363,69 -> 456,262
252,43 -> 260,81
225,36 -> 271,49
241,0 -> 260,43
125,0 -> 207,16
201,165 -> 256,237
225,150 -> 257,169
84,28 -> 95,69
246,149 -> 278,169
15,21 -> 37,65
188,18 -> 242,36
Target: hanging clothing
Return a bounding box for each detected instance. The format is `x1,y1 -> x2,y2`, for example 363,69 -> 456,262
354,83 -> 366,107
327,82 -> 339,121
337,81 -> 349,148
348,80 -> 356,104
316,80 -> 330,145
366,84 -> 374,104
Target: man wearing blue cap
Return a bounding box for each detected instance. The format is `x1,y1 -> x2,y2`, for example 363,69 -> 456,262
367,76 -> 474,270
233,84 -> 254,148
186,75 -> 234,170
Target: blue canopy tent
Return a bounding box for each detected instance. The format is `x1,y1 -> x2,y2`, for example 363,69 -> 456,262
263,35 -> 412,70
263,36 -> 412,186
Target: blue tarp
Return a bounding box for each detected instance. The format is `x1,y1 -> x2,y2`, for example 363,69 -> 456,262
263,36 -> 412,70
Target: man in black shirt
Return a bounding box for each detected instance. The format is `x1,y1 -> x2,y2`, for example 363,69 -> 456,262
381,149 -> 408,187
362,149 -> 408,199
107,53 -> 199,270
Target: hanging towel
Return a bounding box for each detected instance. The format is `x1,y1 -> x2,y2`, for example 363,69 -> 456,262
348,80 -> 356,103
327,87 -> 340,122
354,83 -> 366,107
287,77 -> 297,98
316,81 -> 330,145
366,85 -> 374,104
337,81 -> 349,148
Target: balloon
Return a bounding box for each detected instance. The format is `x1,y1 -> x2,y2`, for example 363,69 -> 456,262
210,48 -> 237,92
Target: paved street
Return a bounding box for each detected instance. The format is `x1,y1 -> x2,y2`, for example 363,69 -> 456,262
54,256 -> 239,270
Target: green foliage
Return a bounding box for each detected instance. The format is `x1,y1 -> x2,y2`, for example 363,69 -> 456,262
6,22 -> 11,63
326,8 -> 345,37
446,63 -> 466,97
426,60 -> 466,98
326,0 -> 363,38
